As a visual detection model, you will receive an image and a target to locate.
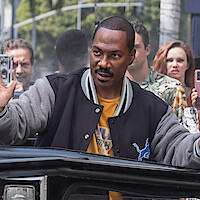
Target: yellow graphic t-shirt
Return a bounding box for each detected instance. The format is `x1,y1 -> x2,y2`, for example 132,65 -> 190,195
87,94 -> 120,155
87,94 -> 122,200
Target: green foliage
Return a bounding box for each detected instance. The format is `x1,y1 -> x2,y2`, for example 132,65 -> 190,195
16,0 -> 180,77
180,0 -> 187,42
139,0 -> 160,65
16,0 -> 78,68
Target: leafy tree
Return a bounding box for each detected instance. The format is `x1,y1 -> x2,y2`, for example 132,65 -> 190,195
16,0 -> 187,79
179,0 -> 187,42
139,0 -> 160,65
15,0 -> 161,78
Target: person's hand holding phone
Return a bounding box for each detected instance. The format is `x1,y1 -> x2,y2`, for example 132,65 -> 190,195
0,71 -> 17,112
193,69 -> 200,109
191,88 -> 200,109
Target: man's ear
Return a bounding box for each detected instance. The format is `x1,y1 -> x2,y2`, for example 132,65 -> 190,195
145,44 -> 151,57
129,48 -> 136,65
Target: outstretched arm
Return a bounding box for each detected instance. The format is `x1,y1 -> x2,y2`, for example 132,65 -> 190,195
152,106 -> 200,169
0,76 -> 55,145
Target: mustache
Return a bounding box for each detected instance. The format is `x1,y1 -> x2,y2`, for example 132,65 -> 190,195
95,67 -> 114,76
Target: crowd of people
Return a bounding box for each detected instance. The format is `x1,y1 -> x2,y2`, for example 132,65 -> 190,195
1,16 -> 200,167
125,21 -> 190,128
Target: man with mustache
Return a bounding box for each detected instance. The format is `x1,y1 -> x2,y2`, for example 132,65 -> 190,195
1,38 -> 34,92
1,16 -> 200,170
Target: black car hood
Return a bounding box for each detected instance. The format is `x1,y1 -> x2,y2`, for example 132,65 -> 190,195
0,146 -> 200,199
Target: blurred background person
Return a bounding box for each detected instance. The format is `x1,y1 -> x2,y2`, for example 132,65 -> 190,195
1,38 -> 34,92
126,21 -> 187,124
55,29 -> 88,73
153,40 -> 196,105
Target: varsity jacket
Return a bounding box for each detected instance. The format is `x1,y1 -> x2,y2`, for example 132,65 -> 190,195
1,68 -> 200,169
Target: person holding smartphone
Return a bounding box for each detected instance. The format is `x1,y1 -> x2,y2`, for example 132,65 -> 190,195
1,38 -> 34,92
126,22 -> 198,133
153,40 -> 199,132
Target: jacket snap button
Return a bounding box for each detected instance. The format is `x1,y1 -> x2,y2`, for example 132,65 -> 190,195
116,148 -> 120,153
111,120 -> 115,125
84,133 -> 90,140
95,108 -> 100,113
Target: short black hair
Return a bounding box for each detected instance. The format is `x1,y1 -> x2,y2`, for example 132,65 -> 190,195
131,21 -> 149,48
93,16 -> 135,52
1,38 -> 34,65
55,29 -> 88,71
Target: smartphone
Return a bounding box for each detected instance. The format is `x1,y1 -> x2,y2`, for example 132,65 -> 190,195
194,69 -> 200,105
0,54 -> 13,86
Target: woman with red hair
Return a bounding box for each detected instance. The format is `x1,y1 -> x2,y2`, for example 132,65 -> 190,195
153,40 -> 195,104
153,40 -> 199,132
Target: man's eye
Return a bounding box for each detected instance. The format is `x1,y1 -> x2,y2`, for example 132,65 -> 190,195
93,50 -> 101,56
13,62 -> 30,68
112,54 -> 120,59
21,63 -> 29,68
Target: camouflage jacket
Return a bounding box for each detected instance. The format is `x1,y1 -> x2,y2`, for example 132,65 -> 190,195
141,66 -> 184,106
141,67 -> 199,133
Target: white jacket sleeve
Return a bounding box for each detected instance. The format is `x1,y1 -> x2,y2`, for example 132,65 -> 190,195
0,77 -> 55,145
